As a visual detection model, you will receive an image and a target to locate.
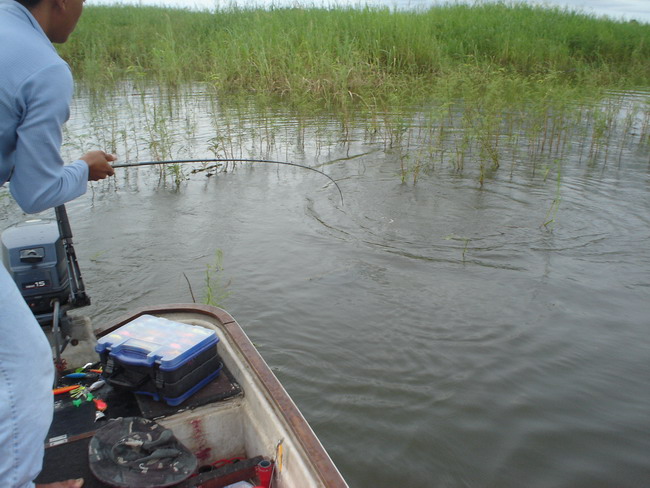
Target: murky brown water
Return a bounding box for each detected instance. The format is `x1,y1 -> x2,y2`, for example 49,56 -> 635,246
2,84 -> 649,487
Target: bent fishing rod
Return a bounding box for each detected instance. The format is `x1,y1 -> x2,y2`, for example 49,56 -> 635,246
111,158 -> 344,205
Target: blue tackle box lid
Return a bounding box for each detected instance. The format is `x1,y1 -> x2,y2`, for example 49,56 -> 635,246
95,314 -> 219,371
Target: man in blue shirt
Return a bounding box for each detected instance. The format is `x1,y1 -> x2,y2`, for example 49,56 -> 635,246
0,0 -> 116,486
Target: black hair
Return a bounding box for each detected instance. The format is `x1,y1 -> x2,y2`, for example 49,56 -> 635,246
14,0 -> 43,8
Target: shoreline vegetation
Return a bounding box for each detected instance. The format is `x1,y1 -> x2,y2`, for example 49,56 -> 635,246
59,2 -> 648,193
61,2 -> 649,108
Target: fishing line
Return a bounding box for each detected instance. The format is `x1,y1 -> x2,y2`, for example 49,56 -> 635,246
112,158 -> 344,205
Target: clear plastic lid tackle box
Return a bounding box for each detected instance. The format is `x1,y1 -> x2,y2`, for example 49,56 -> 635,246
95,314 -> 222,406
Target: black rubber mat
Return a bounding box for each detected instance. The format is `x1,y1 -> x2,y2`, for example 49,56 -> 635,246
137,365 -> 242,419
36,366 -> 242,486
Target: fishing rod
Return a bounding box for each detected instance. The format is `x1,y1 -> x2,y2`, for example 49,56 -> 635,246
112,158 -> 344,205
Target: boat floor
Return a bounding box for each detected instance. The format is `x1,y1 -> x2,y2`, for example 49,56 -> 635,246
35,365 -> 243,487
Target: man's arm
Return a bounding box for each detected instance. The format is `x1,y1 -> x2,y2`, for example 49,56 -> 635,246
10,63 -> 114,214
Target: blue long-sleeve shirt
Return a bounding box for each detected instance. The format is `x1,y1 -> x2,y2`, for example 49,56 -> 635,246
1,2 -> 88,486
0,0 -> 88,214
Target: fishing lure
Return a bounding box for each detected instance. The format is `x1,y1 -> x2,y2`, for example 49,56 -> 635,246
53,385 -> 80,395
64,372 -> 97,379
93,398 -> 108,411
70,386 -> 94,401
88,379 -> 106,391
75,362 -> 94,372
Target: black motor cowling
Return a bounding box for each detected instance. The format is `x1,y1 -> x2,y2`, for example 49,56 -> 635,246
1,207 -> 90,327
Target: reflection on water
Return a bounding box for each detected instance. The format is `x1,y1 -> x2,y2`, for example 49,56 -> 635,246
2,84 -> 650,487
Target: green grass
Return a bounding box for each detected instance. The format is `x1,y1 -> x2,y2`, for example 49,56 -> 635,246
58,2 -> 649,195
202,250 -> 230,308
60,2 -> 650,108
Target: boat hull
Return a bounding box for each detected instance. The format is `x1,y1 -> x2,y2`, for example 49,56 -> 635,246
39,304 -> 347,488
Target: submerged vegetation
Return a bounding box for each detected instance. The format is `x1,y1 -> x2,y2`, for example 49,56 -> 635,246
59,3 -> 649,201
202,250 -> 231,308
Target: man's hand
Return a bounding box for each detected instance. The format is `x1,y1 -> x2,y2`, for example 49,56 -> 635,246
81,151 -> 116,181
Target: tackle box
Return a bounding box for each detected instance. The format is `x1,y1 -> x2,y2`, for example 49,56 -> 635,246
95,314 -> 223,406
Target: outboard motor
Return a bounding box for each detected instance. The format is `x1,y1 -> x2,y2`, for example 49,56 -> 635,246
1,205 -> 90,366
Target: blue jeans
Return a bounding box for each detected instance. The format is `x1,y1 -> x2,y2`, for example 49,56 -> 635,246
0,264 -> 54,488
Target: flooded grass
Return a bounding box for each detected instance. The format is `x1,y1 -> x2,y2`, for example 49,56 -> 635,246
202,249 -> 231,308
65,81 -> 649,198
59,4 -> 649,190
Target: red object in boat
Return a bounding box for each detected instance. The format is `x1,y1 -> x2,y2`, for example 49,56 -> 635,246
256,460 -> 273,488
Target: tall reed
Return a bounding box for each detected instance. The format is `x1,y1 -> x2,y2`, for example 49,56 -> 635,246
60,3 -> 650,108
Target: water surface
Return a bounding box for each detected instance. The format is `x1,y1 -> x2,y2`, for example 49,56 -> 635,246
2,85 -> 649,487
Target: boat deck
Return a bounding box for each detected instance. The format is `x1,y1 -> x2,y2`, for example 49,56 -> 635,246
36,365 -> 243,487
35,304 -> 348,488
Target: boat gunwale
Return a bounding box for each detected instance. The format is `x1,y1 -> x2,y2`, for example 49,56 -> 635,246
94,303 -> 348,488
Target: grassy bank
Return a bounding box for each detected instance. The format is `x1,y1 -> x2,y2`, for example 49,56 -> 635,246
60,2 -> 649,108
59,3 -> 648,193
